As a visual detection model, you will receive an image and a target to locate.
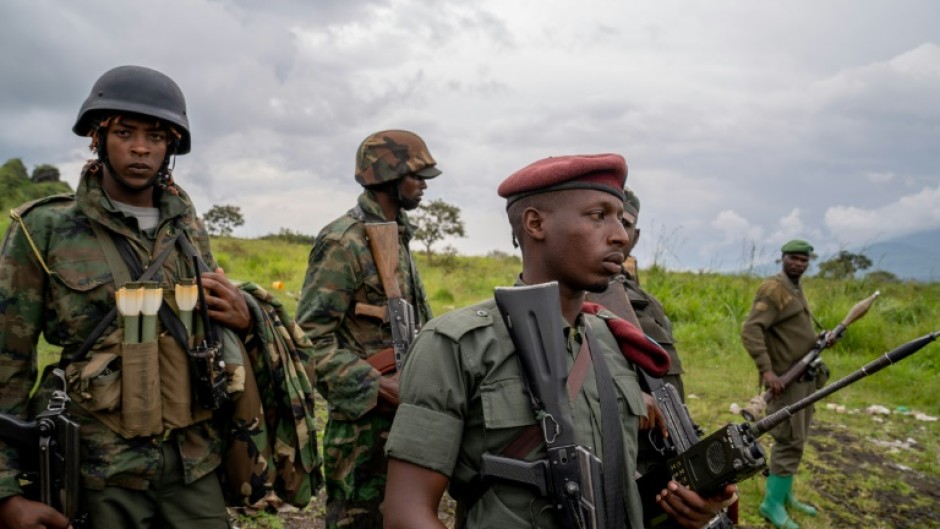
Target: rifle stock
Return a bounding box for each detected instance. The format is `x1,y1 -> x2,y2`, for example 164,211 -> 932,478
365,223 -> 402,299
741,290 -> 880,421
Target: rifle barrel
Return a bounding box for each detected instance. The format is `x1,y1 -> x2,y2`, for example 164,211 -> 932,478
753,331 -> 938,436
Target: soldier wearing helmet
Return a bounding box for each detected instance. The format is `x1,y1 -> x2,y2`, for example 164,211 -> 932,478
0,66 -> 253,529
296,130 -> 440,529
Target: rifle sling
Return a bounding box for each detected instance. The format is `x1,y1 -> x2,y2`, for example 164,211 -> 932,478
586,322 -> 627,529
61,226 -> 180,369
467,325 -> 627,528
111,234 -> 193,355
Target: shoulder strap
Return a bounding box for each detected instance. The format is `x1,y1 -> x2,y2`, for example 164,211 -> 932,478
61,228 -> 180,368
111,235 -> 190,354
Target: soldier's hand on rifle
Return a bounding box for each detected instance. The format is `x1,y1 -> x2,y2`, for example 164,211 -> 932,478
0,494 -> 71,529
762,371 -> 785,396
377,372 -> 400,413
199,267 -> 252,335
640,392 -> 669,438
655,481 -> 737,529
822,330 -> 837,348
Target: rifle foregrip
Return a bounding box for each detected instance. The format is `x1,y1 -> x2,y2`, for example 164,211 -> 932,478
480,453 -> 549,496
653,384 -> 700,453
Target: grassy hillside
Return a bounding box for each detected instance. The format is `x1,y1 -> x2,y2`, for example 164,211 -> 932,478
26,232 -> 939,528
214,237 -> 938,528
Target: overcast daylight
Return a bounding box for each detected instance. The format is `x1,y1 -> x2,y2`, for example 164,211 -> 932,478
2,0 -> 939,275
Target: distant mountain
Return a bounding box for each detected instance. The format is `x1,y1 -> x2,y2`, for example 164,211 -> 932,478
739,229 -> 940,282
856,229 -> 940,282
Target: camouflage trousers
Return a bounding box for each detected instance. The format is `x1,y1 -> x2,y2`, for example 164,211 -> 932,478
323,410 -> 394,529
767,379 -> 816,476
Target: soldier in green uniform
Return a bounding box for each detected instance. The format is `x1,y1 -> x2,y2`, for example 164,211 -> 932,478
619,187 -> 685,400
0,66 -> 253,528
295,130 -> 439,529
741,240 -> 826,529
384,153 -> 734,529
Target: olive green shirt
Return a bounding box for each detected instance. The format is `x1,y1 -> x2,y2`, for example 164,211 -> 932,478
622,275 -> 683,376
387,298 -> 647,529
741,272 -> 818,375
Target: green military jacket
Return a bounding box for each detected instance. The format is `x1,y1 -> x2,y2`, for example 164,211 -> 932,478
741,272 -> 818,375
296,190 -> 432,421
0,166 -> 223,497
622,274 -> 684,376
387,298 -> 647,529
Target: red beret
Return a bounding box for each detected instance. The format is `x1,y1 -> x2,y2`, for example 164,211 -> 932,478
498,153 -> 627,206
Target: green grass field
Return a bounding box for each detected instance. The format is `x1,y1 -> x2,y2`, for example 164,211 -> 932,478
33,236 -> 940,528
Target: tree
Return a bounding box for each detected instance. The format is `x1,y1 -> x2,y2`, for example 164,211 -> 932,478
411,199 -> 466,263
817,250 -> 872,279
31,164 -> 61,183
203,204 -> 245,236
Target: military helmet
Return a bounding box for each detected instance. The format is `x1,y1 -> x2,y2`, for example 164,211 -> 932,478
72,65 -> 191,154
354,130 -> 441,186
623,186 -> 641,217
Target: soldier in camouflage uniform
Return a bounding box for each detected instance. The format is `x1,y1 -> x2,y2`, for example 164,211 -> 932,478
0,65 -> 252,528
619,188 -> 685,400
296,130 -> 439,529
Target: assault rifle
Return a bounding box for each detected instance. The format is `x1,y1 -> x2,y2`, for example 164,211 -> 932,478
656,331 -> 938,499
740,291 -> 880,421
0,369 -> 86,527
589,277 -> 734,528
481,283 -> 606,529
364,222 -> 417,370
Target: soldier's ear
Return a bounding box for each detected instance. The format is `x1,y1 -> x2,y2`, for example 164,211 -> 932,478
522,207 -> 546,242
633,228 -> 641,245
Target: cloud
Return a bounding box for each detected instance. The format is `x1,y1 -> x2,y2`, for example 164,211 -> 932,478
824,185 -> 940,245
711,210 -> 764,244
1,1 -> 939,276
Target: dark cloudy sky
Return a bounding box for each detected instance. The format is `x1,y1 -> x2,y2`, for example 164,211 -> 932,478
2,0 -> 938,272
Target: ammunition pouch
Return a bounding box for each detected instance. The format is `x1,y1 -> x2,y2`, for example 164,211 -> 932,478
64,335 -> 211,439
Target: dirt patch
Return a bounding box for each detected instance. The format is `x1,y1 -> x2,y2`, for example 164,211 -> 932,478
237,422 -> 938,528
804,422 -> 940,529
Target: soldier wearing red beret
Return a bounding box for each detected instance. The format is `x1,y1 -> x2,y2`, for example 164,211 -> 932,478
384,154 -> 734,529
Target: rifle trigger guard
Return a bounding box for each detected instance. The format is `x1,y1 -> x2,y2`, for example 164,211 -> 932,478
541,413 -> 559,445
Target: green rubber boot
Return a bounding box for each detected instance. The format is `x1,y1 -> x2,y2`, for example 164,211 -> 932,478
787,481 -> 818,517
759,474 -> 799,529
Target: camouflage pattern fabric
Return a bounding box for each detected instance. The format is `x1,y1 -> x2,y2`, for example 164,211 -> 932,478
296,190 -> 432,528
221,282 -> 322,508
0,164 -> 223,498
354,130 -> 440,186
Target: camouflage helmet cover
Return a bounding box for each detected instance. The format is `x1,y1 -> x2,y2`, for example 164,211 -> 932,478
72,65 -> 191,154
354,130 -> 441,186
623,186 -> 641,218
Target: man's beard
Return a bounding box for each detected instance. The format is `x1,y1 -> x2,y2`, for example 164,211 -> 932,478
400,196 -> 421,210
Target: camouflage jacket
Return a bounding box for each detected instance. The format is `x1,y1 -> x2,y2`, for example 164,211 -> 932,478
741,272 -> 818,375
0,165 -> 223,498
296,191 -> 432,421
